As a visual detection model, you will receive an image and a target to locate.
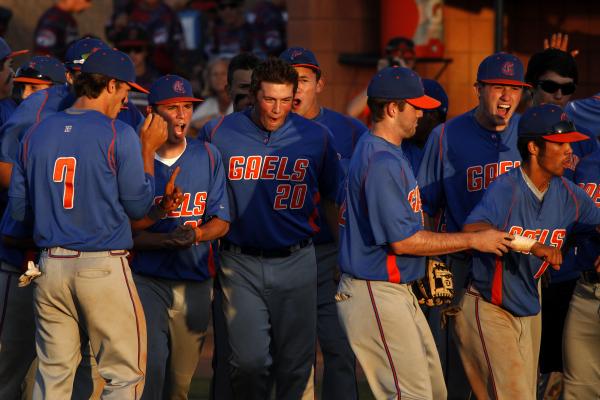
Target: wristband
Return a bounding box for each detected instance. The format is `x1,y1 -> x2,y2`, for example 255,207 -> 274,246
147,204 -> 168,221
510,235 -> 537,252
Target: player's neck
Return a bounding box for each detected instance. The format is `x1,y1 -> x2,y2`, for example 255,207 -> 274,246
521,163 -> 552,192
157,138 -> 186,159
71,96 -> 112,118
474,107 -> 508,132
304,102 -> 321,120
372,121 -> 403,146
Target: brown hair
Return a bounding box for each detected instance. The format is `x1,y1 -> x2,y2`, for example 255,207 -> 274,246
73,72 -> 122,99
367,98 -> 406,123
250,58 -> 298,95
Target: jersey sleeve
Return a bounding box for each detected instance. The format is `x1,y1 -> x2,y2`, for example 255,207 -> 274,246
203,142 -> 230,222
115,124 -> 155,219
416,123 -> 445,216
365,154 -> 422,245
571,181 -> 600,227
0,96 -> 43,163
8,141 -> 30,222
464,176 -> 514,229
318,128 -> 342,202
347,116 -> 367,148
198,117 -> 218,142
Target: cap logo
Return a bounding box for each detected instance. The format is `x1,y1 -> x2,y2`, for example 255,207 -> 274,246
290,49 -> 303,60
560,112 -> 568,121
29,61 -> 36,68
173,80 -> 186,94
501,61 -> 515,77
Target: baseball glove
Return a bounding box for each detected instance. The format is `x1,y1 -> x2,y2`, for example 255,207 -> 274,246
412,257 -> 454,307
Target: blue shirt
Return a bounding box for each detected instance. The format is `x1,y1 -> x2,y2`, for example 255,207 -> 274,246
207,109 -> 341,249
0,97 -> 17,128
401,140 -> 425,173
465,168 -> 600,316
131,140 -> 230,281
9,108 -> 155,251
566,95 -> 600,138
417,109 -> 522,232
339,133 -> 425,283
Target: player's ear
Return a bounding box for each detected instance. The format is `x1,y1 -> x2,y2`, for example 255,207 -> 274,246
316,76 -> 325,94
527,140 -> 540,157
473,82 -> 482,98
107,79 -> 118,94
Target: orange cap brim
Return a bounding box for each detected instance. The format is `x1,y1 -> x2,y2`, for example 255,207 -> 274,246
6,49 -> 29,59
127,81 -> 150,94
406,95 -> 441,110
13,77 -> 53,85
543,131 -> 591,143
153,97 -> 204,105
480,79 -> 532,88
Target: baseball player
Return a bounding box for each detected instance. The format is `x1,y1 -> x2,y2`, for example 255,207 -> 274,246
0,55 -> 66,400
8,48 -> 164,399
456,104 -> 600,400
129,75 -> 230,400
416,52 -> 530,397
401,78 -> 448,173
336,66 -> 515,400
200,51 -> 261,400
562,138 -> 600,399
278,46 -> 365,400
206,58 -> 341,399
0,38 -> 28,117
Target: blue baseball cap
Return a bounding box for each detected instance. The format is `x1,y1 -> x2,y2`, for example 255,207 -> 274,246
422,79 -> 448,114
367,67 -> 440,109
477,52 -> 530,87
81,49 -> 149,93
0,37 -> 28,61
518,104 -> 589,143
279,47 -> 320,71
64,38 -> 110,71
148,75 -> 203,105
14,56 -> 67,85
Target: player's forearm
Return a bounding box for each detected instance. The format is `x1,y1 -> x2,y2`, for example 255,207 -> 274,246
0,161 -> 13,189
195,217 -> 229,242
390,230 -> 477,256
141,149 -> 155,176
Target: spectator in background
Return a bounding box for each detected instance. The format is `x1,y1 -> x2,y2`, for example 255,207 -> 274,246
191,56 -> 232,132
0,7 -> 12,38
114,25 -> 159,113
107,0 -> 185,75
247,0 -> 287,58
33,0 -> 92,59
206,0 -> 253,58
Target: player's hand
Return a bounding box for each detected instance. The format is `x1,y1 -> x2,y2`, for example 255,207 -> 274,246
159,166 -> 183,212
469,229 -> 513,256
543,32 -> 579,58
140,112 -> 168,154
531,242 -> 562,270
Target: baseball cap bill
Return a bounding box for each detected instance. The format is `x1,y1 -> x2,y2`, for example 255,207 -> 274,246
81,49 -> 149,94
148,75 -> 203,105
279,47 -> 320,71
0,37 -> 28,61
478,52 -> 531,87
518,104 -> 589,143
65,37 -> 110,71
367,67 -> 440,109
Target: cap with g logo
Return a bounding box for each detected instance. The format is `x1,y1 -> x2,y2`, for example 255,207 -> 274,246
81,49 -> 149,93
148,75 -> 203,105
477,52 -> 531,87
367,66 -> 440,109
279,47 -> 320,71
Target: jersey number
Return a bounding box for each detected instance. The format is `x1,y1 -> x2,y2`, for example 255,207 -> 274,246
53,157 -> 76,209
274,184 -> 307,210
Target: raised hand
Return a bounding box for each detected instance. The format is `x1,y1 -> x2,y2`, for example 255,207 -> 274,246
531,242 -> 562,270
543,32 -> 579,58
140,112 -> 168,154
160,166 -> 183,212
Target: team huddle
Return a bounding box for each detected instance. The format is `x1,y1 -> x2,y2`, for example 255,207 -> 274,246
0,33 -> 598,400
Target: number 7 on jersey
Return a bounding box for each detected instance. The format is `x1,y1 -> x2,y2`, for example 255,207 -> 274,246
53,157 -> 76,209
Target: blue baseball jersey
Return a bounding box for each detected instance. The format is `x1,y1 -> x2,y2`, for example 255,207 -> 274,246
131,140 -> 230,281
312,107 -> 366,244
417,109 -> 522,232
0,97 -> 17,128
401,140 -> 425,173
569,148 -> 600,273
9,108 -> 155,251
465,168 -> 600,316
207,109 -> 341,249
566,95 -> 600,138
0,85 -> 142,164
338,133 -> 425,284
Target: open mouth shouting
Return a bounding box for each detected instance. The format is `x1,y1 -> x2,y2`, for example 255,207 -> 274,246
496,103 -> 511,118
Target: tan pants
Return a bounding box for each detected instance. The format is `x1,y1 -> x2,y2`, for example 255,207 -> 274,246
453,288 -> 541,400
563,278 -> 600,400
33,248 -> 146,400
336,274 -> 446,400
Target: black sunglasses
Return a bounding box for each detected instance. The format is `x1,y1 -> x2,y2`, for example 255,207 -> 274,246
521,120 -> 577,138
537,80 -> 576,95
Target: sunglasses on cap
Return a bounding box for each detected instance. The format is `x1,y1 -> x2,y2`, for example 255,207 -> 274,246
14,67 -> 52,82
521,120 -> 577,138
537,80 -> 576,95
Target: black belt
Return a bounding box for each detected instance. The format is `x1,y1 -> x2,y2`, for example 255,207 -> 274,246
581,270 -> 600,284
220,239 -> 312,258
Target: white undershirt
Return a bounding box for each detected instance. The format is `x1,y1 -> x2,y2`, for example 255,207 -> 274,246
154,141 -> 186,166
519,167 -> 547,201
